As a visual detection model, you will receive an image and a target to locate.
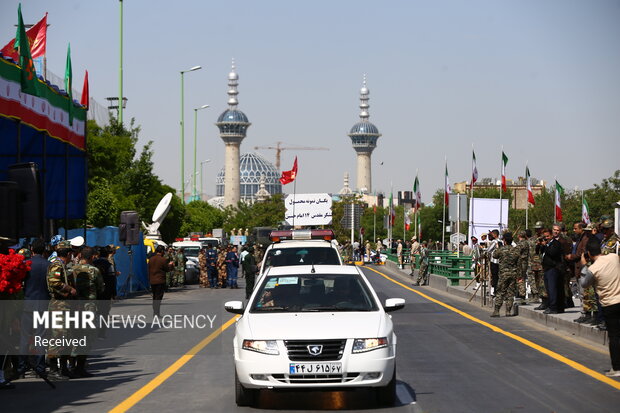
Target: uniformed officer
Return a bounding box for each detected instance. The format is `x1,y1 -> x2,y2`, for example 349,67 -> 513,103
70,246 -> 104,377
46,240 -> 77,380
205,244 -> 218,288
242,245 -> 258,299
491,232 -> 520,317
531,221 -> 548,307
414,242 -> 430,286
600,218 -> 619,255
515,231 -> 530,300
174,248 -> 186,288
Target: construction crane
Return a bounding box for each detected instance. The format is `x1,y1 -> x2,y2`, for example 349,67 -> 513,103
254,141 -> 329,170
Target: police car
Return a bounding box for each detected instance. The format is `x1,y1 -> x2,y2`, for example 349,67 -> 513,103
225,264 -> 404,407
257,230 -> 342,282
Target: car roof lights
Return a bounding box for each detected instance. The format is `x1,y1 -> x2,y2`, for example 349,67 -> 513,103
269,229 -> 335,242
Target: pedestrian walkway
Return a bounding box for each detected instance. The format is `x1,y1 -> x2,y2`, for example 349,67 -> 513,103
384,260 -> 609,347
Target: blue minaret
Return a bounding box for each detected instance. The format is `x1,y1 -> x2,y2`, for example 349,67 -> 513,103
348,75 -> 381,193
215,60 -> 251,207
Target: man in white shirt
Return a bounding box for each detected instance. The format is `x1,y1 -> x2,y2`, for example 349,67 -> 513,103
580,238 -> 620,377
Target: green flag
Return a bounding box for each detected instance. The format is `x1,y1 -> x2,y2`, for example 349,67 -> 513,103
65,43 -> 73,125
14,4 -> 39,95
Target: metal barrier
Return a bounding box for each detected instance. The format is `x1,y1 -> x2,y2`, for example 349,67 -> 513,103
388,250 -> 474,286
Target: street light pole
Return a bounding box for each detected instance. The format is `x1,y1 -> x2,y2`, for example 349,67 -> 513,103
119,0 -> 123,126
193,105 -> 210,201
180,65 -> 202,203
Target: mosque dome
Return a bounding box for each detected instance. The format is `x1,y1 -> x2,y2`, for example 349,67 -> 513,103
217,109 -> 249,124
216,153 -> 282,202
349,121 -> 380,135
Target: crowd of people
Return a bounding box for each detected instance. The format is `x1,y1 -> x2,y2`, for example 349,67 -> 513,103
0,235 -> 121,389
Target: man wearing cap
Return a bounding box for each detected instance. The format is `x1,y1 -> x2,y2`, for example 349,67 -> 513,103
567,222 -> 594,323
409,237 -> 420,275
48,235 -> 64,263
515,231 -> 530,300
46,240 -> 78,380
396,240 -> 403,269
491,232 -> 520,317
600,218 -> 619,255
414,242 -> 430,286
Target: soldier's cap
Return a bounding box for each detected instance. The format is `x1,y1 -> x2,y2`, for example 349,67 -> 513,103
480,233 -> 487,237
601,218 -> 614,229
471,236 -> 478,241
17,248 -> 32,259
57,240 -> 72,249
534,221 -> 544,229
411,236 -> 417,240
70,236 -> 85,247
584,224 -> 594,231
50,234 -> 64,246
518,230 -> 527,237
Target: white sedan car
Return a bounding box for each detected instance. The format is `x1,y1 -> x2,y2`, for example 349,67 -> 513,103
225,265 -> 405,407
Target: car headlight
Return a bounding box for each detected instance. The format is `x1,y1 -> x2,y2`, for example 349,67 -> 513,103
242,340 -> 280,355
352,337 -> 388,353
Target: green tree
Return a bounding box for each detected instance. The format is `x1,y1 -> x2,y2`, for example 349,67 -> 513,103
180,201 -> 225,235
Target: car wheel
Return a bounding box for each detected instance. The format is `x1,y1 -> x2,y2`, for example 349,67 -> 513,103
235,369 -> 257,407
376,367 -> 396,406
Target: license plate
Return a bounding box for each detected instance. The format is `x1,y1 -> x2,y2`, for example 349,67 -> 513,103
289,362 -> 342,375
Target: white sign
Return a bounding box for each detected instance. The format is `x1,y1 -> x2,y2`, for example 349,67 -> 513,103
468,198 -> 509,245
285,193 -> 333,226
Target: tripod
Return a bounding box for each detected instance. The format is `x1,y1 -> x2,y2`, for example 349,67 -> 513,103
118,245 -> 150,298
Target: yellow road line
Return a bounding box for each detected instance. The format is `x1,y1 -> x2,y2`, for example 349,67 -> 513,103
109,315 -> 239,413
365,266 -> 620,391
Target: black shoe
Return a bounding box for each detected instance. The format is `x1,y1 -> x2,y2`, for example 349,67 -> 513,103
574,314 -> 592,324
0,381 -> 15,390
543,309 -> 559,314
534,304 -> 548,311
597,322 -> 607,331
48,371 -> 70,381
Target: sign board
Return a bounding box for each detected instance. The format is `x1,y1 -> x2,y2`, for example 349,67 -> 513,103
342,203 -> 363,230
450,233 -> 466,245
448,194 -> 468,222
285,193 -> 332,226
230,235 -> 247,246
468,198 -> 509,245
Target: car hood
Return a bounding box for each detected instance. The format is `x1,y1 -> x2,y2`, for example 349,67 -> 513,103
242,312 -> 386,339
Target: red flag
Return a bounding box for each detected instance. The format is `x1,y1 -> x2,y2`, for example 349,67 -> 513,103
1,13 -> 47,61
501,151 -> 508,192
80,70 -> 89,109
279,156 -> 298,185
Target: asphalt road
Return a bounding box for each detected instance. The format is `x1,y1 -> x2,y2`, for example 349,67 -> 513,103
3,264 -> 620,412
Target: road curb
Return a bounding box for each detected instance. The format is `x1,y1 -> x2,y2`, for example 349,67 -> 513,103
383,260 -> 608,347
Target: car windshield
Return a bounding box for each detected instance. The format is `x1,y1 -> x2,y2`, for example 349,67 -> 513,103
183,247 -> 200,258
250,273 -> 378,313
263,247 -> 340,268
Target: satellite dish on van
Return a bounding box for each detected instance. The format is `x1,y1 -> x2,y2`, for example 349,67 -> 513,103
143,192 -> 173,238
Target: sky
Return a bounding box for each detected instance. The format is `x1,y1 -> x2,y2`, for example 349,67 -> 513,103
2,0 -> 619,203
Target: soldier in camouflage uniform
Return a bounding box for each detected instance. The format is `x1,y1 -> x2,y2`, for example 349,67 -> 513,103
516,231 -> 530,300
70,246 -> 104,377
174,248 -> 186,287
491,232 -> 520,317
529,222 -> 546,305
600,218 -> 619,256
46,240 -> 77,380
415,242 -> 430,286
254,244 -> 265,272
198,248 -> 208,288
217,246 -> 227,288
164,247 -> 174,290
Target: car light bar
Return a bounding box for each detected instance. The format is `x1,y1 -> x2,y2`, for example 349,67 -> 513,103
269,229 -> 335,242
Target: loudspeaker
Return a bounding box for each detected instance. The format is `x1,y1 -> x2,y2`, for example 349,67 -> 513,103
120,211 -> 140,245
0,182 -> 20,243
8,162 -> 43,238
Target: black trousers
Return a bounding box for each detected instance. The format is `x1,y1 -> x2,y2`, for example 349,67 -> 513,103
151,284 -> 165,316
602,302 -> 620,370
490,262 -> 499,290
544,268 -> 565,312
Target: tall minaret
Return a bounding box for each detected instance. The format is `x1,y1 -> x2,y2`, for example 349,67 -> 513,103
216,60 -> 251,207
348,75 -> 381,193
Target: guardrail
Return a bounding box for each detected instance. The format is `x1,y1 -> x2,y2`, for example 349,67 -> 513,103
386,250 -> 474,286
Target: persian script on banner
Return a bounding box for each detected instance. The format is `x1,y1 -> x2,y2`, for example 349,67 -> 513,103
285,193 -> 333,226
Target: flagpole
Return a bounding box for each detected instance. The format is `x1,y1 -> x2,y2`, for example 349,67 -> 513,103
525,161 -> 529,230
470,144 -> 475,244
442,158 -> 446,251
292,178 -> 297,227
553,176 -> 556,224
499,146 -> 503,232
581,190 -> 584,223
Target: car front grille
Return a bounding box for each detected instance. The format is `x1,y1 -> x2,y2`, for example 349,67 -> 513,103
284,339 -> 346,361
272,373 -> 359,384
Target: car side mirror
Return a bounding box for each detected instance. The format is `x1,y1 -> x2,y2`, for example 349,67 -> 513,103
224,300 -> 245,314
384,298 -> 405,313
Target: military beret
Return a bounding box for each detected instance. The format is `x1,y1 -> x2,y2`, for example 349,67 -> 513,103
57,240 -> 72,249
601,218 -> 614,229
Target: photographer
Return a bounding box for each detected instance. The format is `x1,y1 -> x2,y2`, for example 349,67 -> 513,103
579,238 -> 620,377
148,245 -> 175,317
537,227 -> 565,314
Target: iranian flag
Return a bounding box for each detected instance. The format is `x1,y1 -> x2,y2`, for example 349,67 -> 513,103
413,175 -> 421,211
555,180 -> 564,222
501,151 -> 508,192
444,163 -> 450,206
526,165 -> 535,205
471,150 -> 478,190
582,197 -> 591,225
